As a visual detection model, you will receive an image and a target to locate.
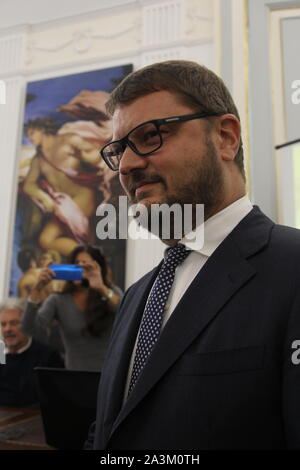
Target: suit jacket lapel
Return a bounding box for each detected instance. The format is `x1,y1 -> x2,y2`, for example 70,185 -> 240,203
109,207 -> 274,439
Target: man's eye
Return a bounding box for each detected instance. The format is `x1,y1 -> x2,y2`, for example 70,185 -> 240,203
159,128 -> 170,135
143,130 -> 160,141
136,130 -> 161,149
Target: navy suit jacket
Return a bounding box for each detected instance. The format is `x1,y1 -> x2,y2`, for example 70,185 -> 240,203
93,207 -> 300,449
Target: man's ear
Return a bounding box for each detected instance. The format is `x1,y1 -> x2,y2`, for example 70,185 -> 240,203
215,114 -> 241,162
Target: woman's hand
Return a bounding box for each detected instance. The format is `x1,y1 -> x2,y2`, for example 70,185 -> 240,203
82,261 -> 105,291
30,267 -> 55,302
82,261 -> 120,310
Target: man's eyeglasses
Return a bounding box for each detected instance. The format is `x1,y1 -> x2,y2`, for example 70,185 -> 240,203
100,112 -> 224,171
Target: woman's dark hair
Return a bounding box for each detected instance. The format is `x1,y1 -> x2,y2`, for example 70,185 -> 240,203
62,245 -> 113,337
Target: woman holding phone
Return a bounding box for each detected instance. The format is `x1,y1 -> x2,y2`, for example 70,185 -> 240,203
21,245 -> 122,371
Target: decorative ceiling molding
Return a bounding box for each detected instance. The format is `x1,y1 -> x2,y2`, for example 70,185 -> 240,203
142,0 -> 183,46
186,13 -> 213,22
185,12 -> 213,36
141,46 -> 185,66
0,31 -> 27,78
26,19 -> 141,64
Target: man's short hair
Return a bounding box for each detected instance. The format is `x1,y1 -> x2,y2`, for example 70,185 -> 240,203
0,298 -> 27,315
106,60 -> 245,181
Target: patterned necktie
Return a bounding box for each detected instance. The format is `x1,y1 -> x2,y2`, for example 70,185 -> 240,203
128,243 -> 191,396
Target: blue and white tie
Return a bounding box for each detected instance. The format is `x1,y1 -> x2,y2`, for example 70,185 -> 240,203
128,244 -> 191,395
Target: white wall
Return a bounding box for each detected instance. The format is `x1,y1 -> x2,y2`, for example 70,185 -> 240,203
219,0 -> 300,222
247,0 -> 300,220
0,0 -> 216,299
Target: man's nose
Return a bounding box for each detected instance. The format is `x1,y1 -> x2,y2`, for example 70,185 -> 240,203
3,325 -> 12,334
119,145 -> 148,175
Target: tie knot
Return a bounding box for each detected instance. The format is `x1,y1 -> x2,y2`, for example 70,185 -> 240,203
163,244 -> 191,271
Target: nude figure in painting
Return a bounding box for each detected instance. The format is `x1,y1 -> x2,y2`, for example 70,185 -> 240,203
23,116 -> 111,256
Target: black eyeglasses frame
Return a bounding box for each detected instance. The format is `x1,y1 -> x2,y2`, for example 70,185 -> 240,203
100,111 -> 225,171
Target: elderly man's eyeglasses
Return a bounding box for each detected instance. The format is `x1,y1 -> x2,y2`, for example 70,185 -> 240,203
100,112 -> 223,171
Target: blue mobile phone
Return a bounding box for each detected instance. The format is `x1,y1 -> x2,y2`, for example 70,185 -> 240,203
48,264 -> 83,281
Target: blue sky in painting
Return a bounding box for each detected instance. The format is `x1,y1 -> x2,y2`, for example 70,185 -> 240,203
22,64 -> 131,144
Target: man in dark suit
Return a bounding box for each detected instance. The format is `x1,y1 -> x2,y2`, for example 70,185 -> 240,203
91,60 -> 300,449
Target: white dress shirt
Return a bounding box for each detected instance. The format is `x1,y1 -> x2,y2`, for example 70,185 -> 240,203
123,195 -> 253,401
4,337 -> 32,355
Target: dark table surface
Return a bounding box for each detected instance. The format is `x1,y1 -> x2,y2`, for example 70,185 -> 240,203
0,406 -> 53,450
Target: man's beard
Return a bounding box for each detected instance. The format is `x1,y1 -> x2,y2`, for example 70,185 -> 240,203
165,137 -> 225,220
128,136 -> 225,240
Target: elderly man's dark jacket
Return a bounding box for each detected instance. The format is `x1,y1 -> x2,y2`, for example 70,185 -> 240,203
0,339 -> 64,406
92,207 -> 300,449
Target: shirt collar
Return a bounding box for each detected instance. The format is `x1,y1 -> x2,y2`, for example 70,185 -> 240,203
179,195 -> 253,256
4,337 -> 32,355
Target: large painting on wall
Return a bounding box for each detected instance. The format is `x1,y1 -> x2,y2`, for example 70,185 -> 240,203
9,64 -> 132,297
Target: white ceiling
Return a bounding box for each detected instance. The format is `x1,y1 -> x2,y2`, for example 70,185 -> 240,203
0,0 -> 135,30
